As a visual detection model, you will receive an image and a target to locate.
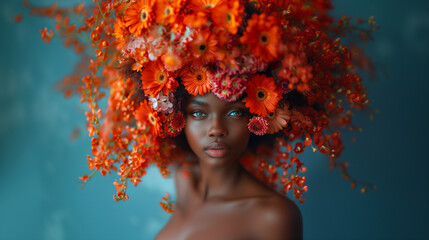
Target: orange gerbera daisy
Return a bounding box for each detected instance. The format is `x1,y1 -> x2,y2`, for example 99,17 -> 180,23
188,0 -> 226,12
124,0 -> 155,37
183,12 -> 208,28
114,17 -> 128,41
155,0 -> 183,25
266,104 -> 291,134
141,60 -> 178,97
240,13 -> 281,62
211,0 -> 244,34
244,74 -> 281,117
181,66 -> 211,96
189,29 -> 219,65
134,100 -> 162,137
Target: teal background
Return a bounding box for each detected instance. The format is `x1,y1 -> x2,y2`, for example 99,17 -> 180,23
1,0 -> 428,239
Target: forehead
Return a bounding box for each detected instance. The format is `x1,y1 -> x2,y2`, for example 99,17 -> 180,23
186,93 -> 245,108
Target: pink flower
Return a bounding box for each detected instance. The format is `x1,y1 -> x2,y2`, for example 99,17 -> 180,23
148,92 -> 174,114
211,73 -> 247,102
247,116 -> 268,135
122,25 -> 168,62
240,55 -> 268,73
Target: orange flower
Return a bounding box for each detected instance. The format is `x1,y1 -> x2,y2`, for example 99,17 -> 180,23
244,75 -> 281,117
134,100 -> 162,137
162,51 -> 183,72
181,66 -> 211,96
189,29 -> 219,65
159,192 -> 175,213
124,0 -> 155,37
240,13 -> 281,62
131,48 -> 149,71
131,61 -> 144,72
141,60 -> 178,97
155,0 -> 183,25
14,14 -> 23,23
188,0 -> 226,12
211,0 -> 244,34
40,27 -> 54,44
267,104 -> 291,134
183,12 -> 208,28
114,17 -> 128,41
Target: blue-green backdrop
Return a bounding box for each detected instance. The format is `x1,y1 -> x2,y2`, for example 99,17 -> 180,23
1,0 -> 428,239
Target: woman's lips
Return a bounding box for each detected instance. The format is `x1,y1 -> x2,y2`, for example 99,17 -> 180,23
205,143 -> 230,158
205,148 -> 230,158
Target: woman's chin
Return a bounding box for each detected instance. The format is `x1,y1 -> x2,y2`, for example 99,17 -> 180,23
199,156 -> 237,168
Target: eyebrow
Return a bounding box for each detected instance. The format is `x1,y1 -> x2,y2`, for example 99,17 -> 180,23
188,100 -> 209,106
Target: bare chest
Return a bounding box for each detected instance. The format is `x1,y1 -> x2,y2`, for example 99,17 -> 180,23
155,201 -> 257,240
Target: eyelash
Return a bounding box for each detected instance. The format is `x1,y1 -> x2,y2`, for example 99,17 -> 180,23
191,111 -> 207,118
228,109 -> 247,117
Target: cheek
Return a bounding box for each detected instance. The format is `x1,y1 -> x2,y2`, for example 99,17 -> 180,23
230,120 -> 251,150
184,119 -> 204,152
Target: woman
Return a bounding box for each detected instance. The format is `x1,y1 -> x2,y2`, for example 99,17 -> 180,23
29,0 -> 375,239
155,93 -> 302,240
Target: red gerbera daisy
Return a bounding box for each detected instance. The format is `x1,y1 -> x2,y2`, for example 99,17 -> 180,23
165,112 -> 186,137
141,60 -> 178,98
171,112 -> 186,131
211,74 -> 247,102
134,100 -> 162,137
244,74 -> 281,117
247,116 -> 268,135
181,66 -> 211,96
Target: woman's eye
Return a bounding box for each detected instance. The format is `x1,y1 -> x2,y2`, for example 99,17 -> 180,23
228,110 -> 246,117
191,111 -> 207,118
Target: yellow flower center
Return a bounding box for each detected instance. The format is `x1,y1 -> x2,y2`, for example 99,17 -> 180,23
259,32 -> 269,45
193,69 -> 207,85
204,4 -> 215,9
164,6 -> 173,16
156,71 -> 167,84
256,88 -> 267,101
227,13 -> 232,23
267,112 -> 276,120
140,9 -> 149,22
148,113 -> 156,125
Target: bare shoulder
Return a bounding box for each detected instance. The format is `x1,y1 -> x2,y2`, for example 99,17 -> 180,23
250,194 -> 303,240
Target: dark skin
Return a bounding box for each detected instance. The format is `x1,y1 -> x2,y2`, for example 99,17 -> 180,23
155,93 -> 303,240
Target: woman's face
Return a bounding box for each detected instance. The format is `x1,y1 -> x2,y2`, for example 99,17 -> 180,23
184,93 -> 251,168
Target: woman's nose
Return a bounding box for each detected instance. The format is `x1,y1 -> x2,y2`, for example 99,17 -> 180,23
208,116 -> 227,137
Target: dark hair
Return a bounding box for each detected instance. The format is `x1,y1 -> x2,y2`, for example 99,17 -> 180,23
125,42 -> 318,161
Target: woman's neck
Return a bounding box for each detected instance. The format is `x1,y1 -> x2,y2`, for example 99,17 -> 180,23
196,160 -> 244,202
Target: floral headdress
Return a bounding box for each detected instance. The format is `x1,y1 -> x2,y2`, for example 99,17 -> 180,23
25,0 -> 378,211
